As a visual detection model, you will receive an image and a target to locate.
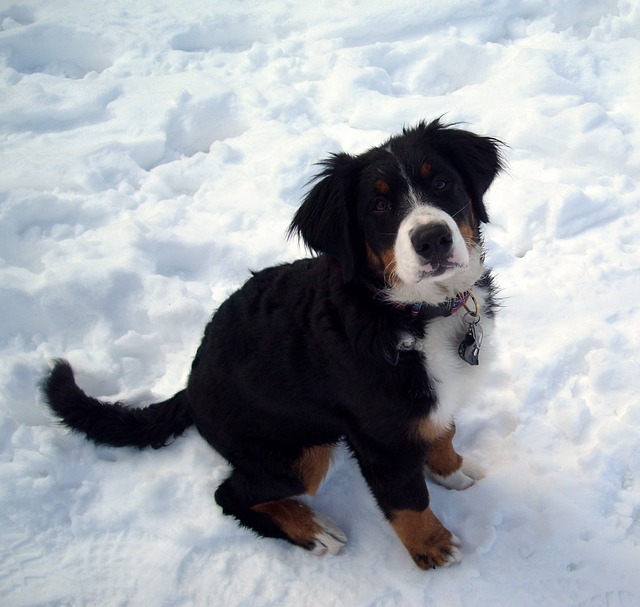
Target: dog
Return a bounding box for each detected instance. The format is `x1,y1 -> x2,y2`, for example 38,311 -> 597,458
43,119 -> 504,569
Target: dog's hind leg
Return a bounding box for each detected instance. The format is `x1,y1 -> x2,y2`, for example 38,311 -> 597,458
251,499 -> 347,555
292,444 -> 333,496
214,445 -> 346,555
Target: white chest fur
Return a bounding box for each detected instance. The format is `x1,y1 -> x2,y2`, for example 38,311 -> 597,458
415,286 -> 495,429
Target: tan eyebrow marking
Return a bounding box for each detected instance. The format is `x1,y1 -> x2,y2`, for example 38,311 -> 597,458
374,179 -> 390,194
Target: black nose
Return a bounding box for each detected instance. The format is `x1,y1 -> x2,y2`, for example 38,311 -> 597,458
410,223 -> 453,264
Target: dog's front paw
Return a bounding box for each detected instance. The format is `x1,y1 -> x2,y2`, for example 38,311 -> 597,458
429,457 -> 485,491
390,507 -> 463,570
461,457 -> 485,481
411,531 -> 462,570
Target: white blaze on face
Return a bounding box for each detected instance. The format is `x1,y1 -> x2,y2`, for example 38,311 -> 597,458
394,203 -> 470,286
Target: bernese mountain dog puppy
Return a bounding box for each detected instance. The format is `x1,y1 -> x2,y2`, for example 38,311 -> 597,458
43,119 -> 504,570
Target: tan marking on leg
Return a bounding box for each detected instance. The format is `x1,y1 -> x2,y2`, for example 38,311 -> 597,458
416,421 -> 479,490
389,507 -> 459,569
412,418 -> 449,443
294,445 -> 333,496
425,425 -> 463,478
253,499 -> 322,546
252,499 -> 347,554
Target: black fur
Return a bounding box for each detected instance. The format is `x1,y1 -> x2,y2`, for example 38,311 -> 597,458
43,119 -> 504,559
43,359 -> 190,449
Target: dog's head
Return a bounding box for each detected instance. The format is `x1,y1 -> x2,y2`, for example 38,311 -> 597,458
289,120 -> 504,304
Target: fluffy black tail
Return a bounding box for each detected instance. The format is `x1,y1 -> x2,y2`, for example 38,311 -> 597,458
42,359 -> 193,449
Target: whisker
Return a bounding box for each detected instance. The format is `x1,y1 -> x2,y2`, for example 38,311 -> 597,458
383,258 -> 398,287
450,203 -> 471,219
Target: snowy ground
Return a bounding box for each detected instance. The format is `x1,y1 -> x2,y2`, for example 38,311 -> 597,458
1,1 -> 640,605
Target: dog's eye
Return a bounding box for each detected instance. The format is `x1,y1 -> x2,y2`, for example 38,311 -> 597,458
373,198 -> 390,212
433,178 -> 448,191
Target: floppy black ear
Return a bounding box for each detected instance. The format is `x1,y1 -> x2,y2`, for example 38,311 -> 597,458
427,122 -> 505,223
288,152 -> 361,281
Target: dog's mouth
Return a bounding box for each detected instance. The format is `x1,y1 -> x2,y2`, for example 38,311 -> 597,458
417,261 -> 466,281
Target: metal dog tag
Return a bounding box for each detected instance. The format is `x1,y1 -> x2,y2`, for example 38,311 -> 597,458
458,319 -> 483,366
458,330 -> 479,365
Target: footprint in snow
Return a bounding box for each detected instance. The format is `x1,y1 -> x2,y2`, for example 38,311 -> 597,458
0,22 -> 114,79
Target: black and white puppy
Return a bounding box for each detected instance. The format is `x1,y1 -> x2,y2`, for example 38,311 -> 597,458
43,119 -> 504,570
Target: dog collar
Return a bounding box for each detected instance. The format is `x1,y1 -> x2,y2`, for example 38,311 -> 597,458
395,290 -> 484,366
390,290 -> 472,320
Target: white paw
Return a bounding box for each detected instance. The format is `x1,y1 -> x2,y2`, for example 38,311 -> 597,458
310,514 -> 348,556
443,533 -> 463,567
428,458 -> 485,491
444,547 -> 463,566
461,457 -> 486,481
429,468 -> 475,490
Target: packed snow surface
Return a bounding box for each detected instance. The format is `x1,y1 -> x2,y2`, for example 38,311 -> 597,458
1,1 -> 640,605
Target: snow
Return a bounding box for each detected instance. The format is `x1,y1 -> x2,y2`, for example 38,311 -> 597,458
1,0 -> 640,605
